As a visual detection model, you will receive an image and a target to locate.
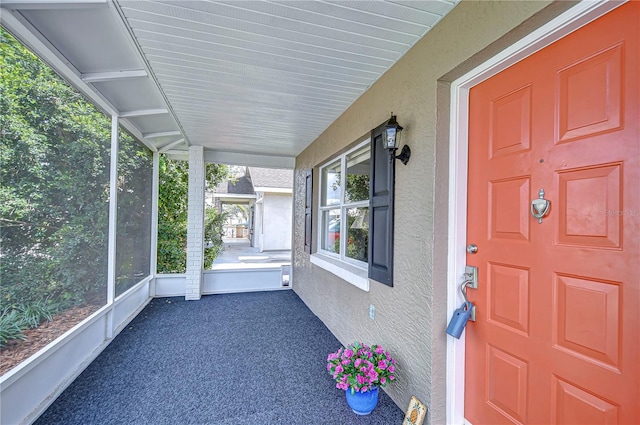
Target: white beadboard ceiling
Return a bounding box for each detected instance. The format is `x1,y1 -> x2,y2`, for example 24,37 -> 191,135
1,0 -> 460,168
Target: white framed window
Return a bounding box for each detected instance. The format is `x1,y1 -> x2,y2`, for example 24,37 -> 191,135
318,140 -> 371,268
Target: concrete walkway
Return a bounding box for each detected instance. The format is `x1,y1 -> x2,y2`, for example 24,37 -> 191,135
211,238 -> 291,269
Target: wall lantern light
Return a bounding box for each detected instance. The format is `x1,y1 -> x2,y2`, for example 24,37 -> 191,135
383,114 -> 411,165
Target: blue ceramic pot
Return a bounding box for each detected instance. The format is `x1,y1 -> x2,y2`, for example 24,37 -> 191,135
345,387 -> 379,415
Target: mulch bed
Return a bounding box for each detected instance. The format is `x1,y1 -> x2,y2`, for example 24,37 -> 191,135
0,305 -> 101,376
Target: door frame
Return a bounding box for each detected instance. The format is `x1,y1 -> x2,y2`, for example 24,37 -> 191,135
445,1 -> 624,423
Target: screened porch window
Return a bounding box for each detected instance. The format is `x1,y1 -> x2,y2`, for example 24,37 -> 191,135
0,28 -> 154,376
318,141 -> 370,267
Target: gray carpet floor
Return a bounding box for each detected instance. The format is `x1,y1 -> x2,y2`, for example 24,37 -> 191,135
34,290 -> 405,424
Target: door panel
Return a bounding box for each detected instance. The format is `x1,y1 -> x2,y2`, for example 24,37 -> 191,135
465,3 -> 638,424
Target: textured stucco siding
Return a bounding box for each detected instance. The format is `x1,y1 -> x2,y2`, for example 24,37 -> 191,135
291,1 -> 567,423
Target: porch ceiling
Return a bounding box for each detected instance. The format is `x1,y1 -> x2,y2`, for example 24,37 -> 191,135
1,0 -> 460,168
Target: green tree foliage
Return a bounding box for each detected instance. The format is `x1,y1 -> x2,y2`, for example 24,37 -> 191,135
115,131 -> 153,294
156,156 -> 189,273
156,156 -> 228,273
0,28 -> 228,347
346,174 -> 369,203
1,28 -> 112,311
331,173 -> 370,203
204,206 -> 226,266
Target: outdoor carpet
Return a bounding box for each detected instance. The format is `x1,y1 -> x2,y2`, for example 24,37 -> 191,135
35,290 -> 405,424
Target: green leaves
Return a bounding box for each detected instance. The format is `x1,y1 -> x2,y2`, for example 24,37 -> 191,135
204,207 -> 227,269
156,155 -> 189,273
16,302 -> 55,329
1,27 -> 228,330
0,302 -> 57,347
1,28 -> 111,311
156,157 -> 229,272
0,309 -> 27,348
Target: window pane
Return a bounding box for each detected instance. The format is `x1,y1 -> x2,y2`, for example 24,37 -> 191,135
116,130 -> 153,296
345,145 -> 370,203
0,29 -> 109,374
321,160 -> 341,206
346,207 -> 369,262
321,209 -> 341,253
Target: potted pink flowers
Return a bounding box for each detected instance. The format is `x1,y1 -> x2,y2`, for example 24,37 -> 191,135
326,342 -> 397,415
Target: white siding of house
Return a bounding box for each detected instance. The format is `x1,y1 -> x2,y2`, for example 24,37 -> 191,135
259,193 -> 292,251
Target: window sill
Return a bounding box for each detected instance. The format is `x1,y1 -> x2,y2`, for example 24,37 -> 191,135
310,253 -> 369,292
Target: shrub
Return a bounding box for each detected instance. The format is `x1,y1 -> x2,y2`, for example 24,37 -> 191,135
17,301 -> 55,329
0,308 -> 26,347
0,302 -> 58,347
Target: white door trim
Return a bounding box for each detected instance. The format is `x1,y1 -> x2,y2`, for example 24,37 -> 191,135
445,1 -> 624,423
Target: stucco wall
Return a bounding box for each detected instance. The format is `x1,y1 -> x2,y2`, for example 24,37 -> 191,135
291,1 -> 566,423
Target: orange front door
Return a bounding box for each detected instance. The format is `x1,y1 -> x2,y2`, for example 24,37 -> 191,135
465,3 -> 639,424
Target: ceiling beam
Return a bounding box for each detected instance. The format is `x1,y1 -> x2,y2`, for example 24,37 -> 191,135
143,130 -> 181,139
109,0 -> 190,148
0,0 -> 106,9
119,108 -> 169,118
1,10 -> 119,117
203,151 -> 295,169
81,69 -> 147,83
158,139 -> 185,153
118,120 -> 157,152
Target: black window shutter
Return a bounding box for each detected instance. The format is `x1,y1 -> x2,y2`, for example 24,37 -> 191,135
304,169 -> 313,254
368,124 -> 394,286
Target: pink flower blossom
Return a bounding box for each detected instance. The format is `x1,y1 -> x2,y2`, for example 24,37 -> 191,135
327,342 -> 397,393
336,381 -> 349,390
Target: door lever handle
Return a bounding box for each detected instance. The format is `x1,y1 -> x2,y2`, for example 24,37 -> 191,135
464,265 -> 478,289
461,265 -> 478,321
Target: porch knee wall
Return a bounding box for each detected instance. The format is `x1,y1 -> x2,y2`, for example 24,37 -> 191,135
185,145 -> 205,300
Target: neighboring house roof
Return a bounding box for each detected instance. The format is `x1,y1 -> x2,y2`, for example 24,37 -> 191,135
248,167 -> 293,192
213,167 -> 293,200
214,175 -> 254,195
